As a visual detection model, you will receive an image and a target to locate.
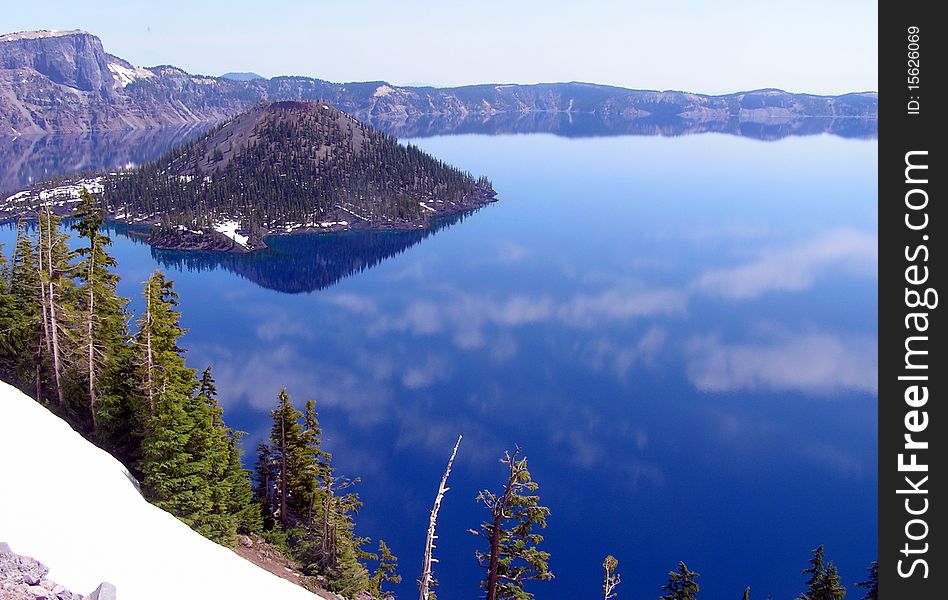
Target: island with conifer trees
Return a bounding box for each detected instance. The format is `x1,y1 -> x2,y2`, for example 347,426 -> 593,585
0,100 -> 496,253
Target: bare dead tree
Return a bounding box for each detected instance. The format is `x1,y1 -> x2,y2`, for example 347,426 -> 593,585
40,208 -> 66,407
144,280 -> 154,413
419,434 -> 462,600
83,236 -> 99,430
603,555 -> 620,600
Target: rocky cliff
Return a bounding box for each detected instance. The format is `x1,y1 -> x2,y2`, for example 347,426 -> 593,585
1,30 -> 878,135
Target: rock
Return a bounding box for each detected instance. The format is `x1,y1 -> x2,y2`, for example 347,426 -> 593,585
26,585 -> 51,598
0,552 -> 48,585
238,535 -> 253,548
0,541 -> 11,554
86,582 -> 117,600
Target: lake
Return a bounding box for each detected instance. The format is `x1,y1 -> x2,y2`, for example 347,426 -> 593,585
1,129 -> 878,599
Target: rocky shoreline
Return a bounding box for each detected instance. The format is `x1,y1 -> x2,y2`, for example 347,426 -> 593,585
1,180 -> 497,255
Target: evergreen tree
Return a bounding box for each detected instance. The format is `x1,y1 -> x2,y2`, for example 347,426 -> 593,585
134,271 -> 191,419
797,546 -> 846,600
71,188 -> 129,433
254,387 -> 371,596
140,379 -> 210,526
854,561 -> 877,600
226,429 -> 264,534
188,366 -> 239,545
472,447 -> 553,600
660,562 -> 700,600
368,540 -> 401,600
2,223 -> 42,395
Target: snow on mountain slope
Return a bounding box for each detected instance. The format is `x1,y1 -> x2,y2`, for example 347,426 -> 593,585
0,381 -> 330,600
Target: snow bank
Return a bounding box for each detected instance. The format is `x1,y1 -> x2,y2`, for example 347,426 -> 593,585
107,62 -> 154,87
213,220 -> 249,248
0,381 -> 328,600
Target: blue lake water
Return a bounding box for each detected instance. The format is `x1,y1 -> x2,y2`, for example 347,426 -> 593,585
1,131 -> 877,599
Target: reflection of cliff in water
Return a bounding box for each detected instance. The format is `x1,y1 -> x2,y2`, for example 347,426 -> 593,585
143,211 -> 478,294
1,125 -> 210,195
366,112 -> 878,141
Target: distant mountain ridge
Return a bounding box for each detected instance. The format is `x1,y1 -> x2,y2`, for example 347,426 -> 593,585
221,71 -> 266,81
0,29 -> 878,135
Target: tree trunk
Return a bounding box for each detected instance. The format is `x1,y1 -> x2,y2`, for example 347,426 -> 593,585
145,284 -> 154,413
419,435 -> 462,600
44,213 -> 65,407
486,454 -> 518,600
280,411 -> 288,530
86,239 -> 97,431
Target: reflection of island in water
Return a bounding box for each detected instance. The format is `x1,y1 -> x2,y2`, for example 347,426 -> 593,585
137,211 -> 477,294
2,113 -> 876,195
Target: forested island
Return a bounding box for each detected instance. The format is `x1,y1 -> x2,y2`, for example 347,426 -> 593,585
1,100 -> 495,253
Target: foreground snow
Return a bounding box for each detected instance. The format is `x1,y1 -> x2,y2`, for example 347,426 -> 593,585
0,381 -> 328,600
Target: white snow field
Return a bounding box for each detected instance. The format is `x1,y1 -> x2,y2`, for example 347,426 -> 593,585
0,381 -> 329,600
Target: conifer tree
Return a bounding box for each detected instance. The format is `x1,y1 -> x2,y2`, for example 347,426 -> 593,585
0,225 -> 37,387
134,271 -> 190,419
226,429 -> 264,534
369,540 -> 401,600
854,561 -> 877,600
140,377 -> 210,525
472,447 -> 553,600
660,562 -> 700,600
797,546 -> 846,600
266,387 -> 307,530
188,366 -> 239,545
254,387 -> 371,595
71,189 -> 129,432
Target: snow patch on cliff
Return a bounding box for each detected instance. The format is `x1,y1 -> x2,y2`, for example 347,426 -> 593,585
373,84 -> 395,97
108,62 -> 154,87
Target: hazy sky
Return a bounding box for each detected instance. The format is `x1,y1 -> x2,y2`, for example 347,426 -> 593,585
6,0 -> 877,94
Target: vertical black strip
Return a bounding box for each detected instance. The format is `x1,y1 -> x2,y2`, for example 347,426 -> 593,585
878,1 -> 942,596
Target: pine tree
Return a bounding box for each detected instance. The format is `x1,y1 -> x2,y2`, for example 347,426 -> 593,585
189,366 -> 239,545
253,387 -> 372,596
472,447 -> 553,600
71,188 -> 129,432
369,540 -> 401,600
140,380 -> 210,525
134,271 -> 191,419
603,555 -> 620,600
266,387 -> 307,530
226,429 -> 263,534
854,561 -> 877,600
136,272 -> 209,531
0,224 -> 36,386
661,562 -> 700,600
797,546 -> 846,600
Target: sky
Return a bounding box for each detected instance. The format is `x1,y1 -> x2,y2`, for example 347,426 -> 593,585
5,0 -> 877,95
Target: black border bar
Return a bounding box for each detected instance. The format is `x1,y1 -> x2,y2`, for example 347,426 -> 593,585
879,2 -> 942,596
